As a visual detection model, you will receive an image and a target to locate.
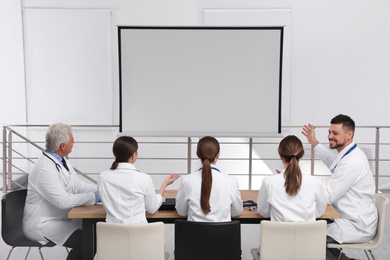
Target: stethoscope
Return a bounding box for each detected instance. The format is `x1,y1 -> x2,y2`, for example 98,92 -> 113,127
42,151 -> 67,173
42,151 -> 74,192
198,167 -> 221,172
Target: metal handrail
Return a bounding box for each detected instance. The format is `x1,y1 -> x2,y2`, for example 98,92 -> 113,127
2,125 -> 99,192
2,124 -> 390,193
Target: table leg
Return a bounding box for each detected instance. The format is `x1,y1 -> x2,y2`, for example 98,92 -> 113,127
82,218 -> 102,260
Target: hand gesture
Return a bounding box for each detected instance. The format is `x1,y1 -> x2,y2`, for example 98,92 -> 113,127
302,124 -> 319,147
163,173 -> 180,186
158,174 -> 180,196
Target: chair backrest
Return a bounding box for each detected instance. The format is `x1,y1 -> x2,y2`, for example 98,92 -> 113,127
174,219 -> 241,260
371,194 -> 389,247
96,221 -> 165,260
260,220 -> 327,260
1,189 -> 42,247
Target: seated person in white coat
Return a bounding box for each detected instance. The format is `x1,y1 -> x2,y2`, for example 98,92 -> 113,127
302,114 -> 377,260
175,136 -> 243,222
257,135 -> 326,222
257,135 -> 327,255
98,136 -> 179,223
23,123 -> 99,260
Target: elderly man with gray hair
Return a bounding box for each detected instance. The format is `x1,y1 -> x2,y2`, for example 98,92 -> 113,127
23,123 -> 98,260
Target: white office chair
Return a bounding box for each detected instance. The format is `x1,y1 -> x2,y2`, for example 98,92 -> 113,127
96,221 -> 168,260
251,220 -> 327,260
327,193 -> 389,260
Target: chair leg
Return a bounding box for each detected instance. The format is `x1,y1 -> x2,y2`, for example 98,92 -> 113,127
368,250 -> 376,260
364,249 -> 375,260
332,248 -> 345,260
38,247 -> 45,260
6,247 -> 15,260
24,247 -> 32,260
338,250 -> 345,260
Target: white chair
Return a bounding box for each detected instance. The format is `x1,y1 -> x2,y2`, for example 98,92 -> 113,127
96,221 -> 168,260
327,193 -> 389,260
251,220 -> 327,260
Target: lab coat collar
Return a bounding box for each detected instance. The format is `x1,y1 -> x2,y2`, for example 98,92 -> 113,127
198,165 -> 221,173
337,142 -> 356,158
330,142 -> 356,171
42,150 -> 75,191
116,162 -> 140,172
276,169 -> 289,180
44,150 -> 72,173
45,150 -> 63,164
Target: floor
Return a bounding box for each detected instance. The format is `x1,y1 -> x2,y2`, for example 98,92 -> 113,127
1,192 -> 389,260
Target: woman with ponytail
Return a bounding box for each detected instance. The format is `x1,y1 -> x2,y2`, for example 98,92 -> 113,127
98,136 -> 179,223
176,136 -> 243,221
257,135 -> 326,222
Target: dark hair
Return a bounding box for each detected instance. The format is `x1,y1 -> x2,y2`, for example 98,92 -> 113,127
330,114 -> 355,134
278,135 -> 304,196
110,136 -> 138,170
197,136 -> 220,214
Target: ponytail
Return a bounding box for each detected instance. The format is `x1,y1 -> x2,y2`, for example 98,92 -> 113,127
201,158 -> 212,214
278,135 -> 304,196
197,136 -> 220,215
110,161 -> 119,170
284,155 -> 302,196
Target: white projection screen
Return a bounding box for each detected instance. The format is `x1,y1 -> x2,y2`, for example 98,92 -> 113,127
119,26 -> 283,136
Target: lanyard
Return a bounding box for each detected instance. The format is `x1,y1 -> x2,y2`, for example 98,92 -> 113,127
198,167 -> 221,172
341,143 -> 357,160
331,144 -> 357,172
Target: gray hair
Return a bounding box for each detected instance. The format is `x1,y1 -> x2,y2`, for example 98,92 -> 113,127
45,123 -> 72,152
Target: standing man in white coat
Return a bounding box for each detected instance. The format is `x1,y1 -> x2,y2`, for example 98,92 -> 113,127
302,114 -> 377,260
23,123 -> 99,260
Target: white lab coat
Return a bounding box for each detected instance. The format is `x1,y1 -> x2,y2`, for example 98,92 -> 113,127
257,172 -> 327,222
23,152 -> 96,245
98,163 -> 163,223
175,167 -> 243,222
314,142 -> 378,243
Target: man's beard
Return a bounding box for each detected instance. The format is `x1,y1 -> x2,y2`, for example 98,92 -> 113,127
329,139 -> 346,150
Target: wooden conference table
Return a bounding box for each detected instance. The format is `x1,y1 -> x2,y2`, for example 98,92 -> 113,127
69,190 -> 339,260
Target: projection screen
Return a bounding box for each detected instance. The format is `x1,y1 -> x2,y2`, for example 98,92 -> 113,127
119,26 -> 283,136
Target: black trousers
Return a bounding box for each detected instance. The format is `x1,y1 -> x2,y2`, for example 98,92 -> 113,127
326,236 -> 344,260
63,229 -> 83,260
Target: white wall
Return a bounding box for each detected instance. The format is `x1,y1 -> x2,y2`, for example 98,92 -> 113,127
0,0 -> 26,124
1,0 -> 390,188
1,0 -> 389,126
23,8 -> 113,125
290,0 -> 390,127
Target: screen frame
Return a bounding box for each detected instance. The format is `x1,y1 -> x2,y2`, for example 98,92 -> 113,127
118,26 -> 284,137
